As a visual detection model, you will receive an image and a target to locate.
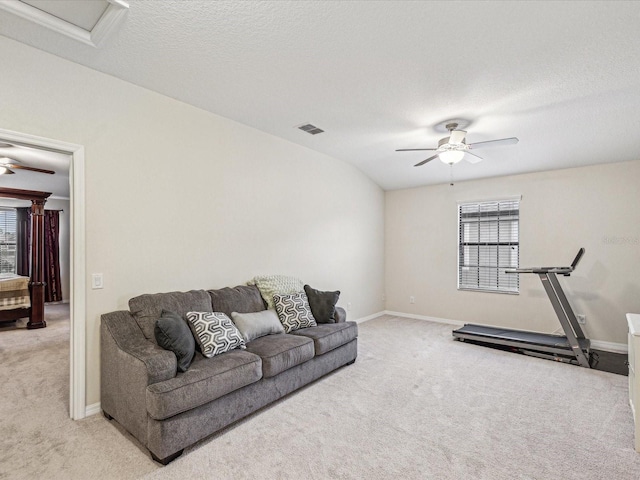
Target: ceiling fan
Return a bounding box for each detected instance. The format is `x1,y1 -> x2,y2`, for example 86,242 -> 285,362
0,157 -> 55,175
396,122 -> 519,167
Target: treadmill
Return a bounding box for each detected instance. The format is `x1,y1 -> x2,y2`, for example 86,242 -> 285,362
452,248 -> 592,368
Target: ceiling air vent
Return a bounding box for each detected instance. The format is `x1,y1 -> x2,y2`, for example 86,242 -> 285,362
297,123 -> 325,135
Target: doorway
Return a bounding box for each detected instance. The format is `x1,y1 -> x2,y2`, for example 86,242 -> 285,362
0,127 -> 86,419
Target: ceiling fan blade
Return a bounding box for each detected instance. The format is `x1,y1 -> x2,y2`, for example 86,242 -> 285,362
6,164 -> 55,175
468,137 -> 519,149
414,154 -> 440,167
448,130 -> 466,144
0,142 -> 13,148
396,148 -> 438,152
464,151 -> 483,164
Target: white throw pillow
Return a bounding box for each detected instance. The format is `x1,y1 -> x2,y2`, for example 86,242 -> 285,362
251,274 -> 304,310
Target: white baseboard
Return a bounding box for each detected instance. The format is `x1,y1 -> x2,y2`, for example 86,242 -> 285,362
384,311 -> 627,354
353,311 -> 386,324
591,339 -> 628,354
85,402 -> 101,417
384,311 -> 465,326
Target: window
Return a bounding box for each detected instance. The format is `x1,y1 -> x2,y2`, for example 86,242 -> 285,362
458,198 -> 519,293
0,207 -> 17,275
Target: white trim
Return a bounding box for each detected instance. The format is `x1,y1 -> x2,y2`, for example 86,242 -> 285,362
456,195 -> 522,205
85,402 -> 101,418
384,311 -> 465,326
0,127 -> 86,420
353,311 -> 386,324
591,339 -> 628,354
0,0 -> 128,48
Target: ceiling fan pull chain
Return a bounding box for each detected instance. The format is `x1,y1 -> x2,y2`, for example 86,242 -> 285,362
449,165 -> 454,186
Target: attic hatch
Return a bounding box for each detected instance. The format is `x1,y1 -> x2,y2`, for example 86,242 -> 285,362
297,123 -> 325,135
0,0 -> 129,47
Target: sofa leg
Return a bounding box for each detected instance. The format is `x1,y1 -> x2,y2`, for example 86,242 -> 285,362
102,410 -> 113,421
151,449 -> 184,465
346,359 -> 356,365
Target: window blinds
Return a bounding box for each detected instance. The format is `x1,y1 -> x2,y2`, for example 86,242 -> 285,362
0,207 -> 17,275
458,199 -> 519,293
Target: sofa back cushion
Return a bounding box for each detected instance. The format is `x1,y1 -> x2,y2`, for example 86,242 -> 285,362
129,290 -> 213,343
208,285 -> 266,319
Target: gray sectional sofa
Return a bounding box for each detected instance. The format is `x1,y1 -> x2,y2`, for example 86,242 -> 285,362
100,285 -> 358,464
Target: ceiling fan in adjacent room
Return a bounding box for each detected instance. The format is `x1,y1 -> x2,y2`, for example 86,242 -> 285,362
0,157 -> 55,176
0,142 -> 56,175
396,122 -> 519,167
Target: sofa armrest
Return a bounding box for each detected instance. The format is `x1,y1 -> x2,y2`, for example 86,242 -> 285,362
335,306 -> 347,323
101,310 -> 177,445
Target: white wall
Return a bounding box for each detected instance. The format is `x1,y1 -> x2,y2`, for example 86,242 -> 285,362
0,197 -> 70,301
0,37 -> 385,405
386,160 -> 640,346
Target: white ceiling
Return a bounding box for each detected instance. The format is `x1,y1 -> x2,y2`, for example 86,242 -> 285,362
1,1 -> 640,190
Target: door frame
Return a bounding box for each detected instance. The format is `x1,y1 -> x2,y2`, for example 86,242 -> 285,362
0,127 -> 86,420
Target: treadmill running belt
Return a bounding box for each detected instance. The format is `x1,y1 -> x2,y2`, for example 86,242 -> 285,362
454,324 -> 585,349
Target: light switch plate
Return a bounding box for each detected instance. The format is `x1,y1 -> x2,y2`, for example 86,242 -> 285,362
92,273 -> 104,289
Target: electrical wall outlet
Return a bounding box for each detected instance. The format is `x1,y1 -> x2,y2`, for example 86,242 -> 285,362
577,314 -> 586,325
409,296 -> 415,304
347,302 -> 352,311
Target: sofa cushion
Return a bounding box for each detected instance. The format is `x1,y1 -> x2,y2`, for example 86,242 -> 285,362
291,321 -> 358,355
186,312 -> 246,358
303,285 -> 340,324
244,334 -> 314,378
129,290 -> 213,343
251,274 -> 304,310
146,350 -> 262,420
208,285 -> 266,319
154,310 -> 196,372
231,309 -> 285,343
273,292 -> 317,333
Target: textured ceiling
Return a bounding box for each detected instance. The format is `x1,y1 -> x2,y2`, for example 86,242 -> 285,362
1,1 -> 640,190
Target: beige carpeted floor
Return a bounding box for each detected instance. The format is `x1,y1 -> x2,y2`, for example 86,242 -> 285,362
2,310 -> 640,479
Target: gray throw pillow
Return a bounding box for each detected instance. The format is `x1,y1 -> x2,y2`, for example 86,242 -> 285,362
154,310 -> 195,372
231,309 -> 285,343
304,285 -> 340,323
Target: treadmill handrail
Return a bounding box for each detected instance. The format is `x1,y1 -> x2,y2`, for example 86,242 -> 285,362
505,248 -> 585,276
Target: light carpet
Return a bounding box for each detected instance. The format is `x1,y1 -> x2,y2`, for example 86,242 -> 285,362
2,311 -> 640,479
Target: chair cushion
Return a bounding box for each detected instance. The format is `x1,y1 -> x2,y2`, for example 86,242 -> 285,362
129,290 -> 213,343
290,321 -> 358,355
208,285 -> 266,319
146,350 -> 262,420
244,334 -> 314,378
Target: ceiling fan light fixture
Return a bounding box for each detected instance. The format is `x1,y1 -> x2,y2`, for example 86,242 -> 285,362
439,150 -> 465,165
0,166 -> 14,175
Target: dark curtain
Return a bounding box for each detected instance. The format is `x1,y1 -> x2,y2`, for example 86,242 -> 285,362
44,210 -> 63,302
15,207 -> 31,277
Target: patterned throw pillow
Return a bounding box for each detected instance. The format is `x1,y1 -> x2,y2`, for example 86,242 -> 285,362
251,275 -> 304,310
273,292 -> 317,333
186,312 -> 246,358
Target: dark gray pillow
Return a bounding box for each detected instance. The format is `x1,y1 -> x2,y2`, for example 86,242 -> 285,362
154,310 -> 195,372
303,285 -> 340,324
208,285 -> 266,319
